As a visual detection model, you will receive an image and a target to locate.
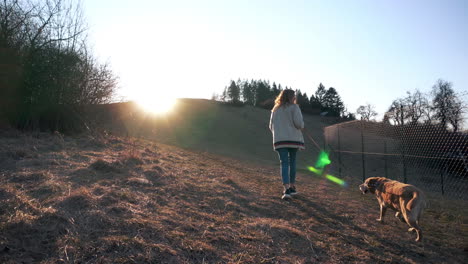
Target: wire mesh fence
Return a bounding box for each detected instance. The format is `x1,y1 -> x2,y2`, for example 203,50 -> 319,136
324,119 -> 468,200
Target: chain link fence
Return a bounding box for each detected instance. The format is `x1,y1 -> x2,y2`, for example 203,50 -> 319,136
324,117 -> 468,200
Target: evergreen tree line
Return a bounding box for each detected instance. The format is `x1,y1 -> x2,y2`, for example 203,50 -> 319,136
214,79 -> 354,119
0,0 -> 118,132
356,79 -> 466,132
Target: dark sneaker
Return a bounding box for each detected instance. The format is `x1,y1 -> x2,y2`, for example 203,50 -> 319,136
282,188 -> 292,200
289,187 -> 298,196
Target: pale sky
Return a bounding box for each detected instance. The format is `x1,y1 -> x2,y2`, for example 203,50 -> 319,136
82,0 -> 467,117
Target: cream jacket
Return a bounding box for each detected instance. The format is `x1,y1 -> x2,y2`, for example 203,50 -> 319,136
269,104 -> 305,150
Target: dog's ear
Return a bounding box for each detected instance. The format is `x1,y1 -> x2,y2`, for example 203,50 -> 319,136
364,177 -> 376,186
366,177 -> 381,192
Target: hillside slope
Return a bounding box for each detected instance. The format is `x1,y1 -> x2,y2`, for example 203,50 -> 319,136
0,131 -> 466,263
90,99 -> 329,167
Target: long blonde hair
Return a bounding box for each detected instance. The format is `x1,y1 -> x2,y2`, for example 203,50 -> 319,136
272,89 -> 296,112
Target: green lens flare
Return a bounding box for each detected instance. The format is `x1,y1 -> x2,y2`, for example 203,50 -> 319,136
325,175 -> 347,187
315,151 -> 331,169
307,166 -> 347,187
307,166 -> 320,174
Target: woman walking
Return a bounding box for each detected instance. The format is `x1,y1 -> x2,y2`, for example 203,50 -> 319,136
269,89 -> 305,199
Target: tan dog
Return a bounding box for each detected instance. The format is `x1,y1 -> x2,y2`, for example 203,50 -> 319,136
359,177 -> 426,242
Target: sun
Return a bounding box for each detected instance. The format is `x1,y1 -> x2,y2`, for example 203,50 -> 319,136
135,97 -> 177,115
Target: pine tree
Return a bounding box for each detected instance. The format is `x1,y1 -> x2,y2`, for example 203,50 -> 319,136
322,87 -> 345,117
241,80 -> 254,105
255,80 -> 270,107
315,83 -> 327,105
309,95 -> 321,108
227,80 -> 241,103
302,92 -> 310,105
272,82 -> 279,97
221,87 -> 228,102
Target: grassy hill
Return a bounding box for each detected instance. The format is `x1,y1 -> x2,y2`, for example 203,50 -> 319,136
0,100 -> 467,263
91,99 -> 329,167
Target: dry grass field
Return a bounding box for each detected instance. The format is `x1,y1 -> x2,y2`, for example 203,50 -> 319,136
0,127 -> 467,263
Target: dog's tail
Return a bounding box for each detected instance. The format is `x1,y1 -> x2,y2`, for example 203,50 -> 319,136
406,191 -> 426,211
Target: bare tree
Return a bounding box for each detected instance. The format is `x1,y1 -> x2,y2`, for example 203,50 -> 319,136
421,100 -> 436,125
24,0 -> 86,51
386,99 -> 406,125
356,103 -> 378,121
447,96 -> 465,132
1,0 -> 118,131
342,106 -> 356,120
404,89 -> 429,124
432,79 -> 464,131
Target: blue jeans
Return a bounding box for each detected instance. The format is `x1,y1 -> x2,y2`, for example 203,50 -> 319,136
276,148 -> 298,185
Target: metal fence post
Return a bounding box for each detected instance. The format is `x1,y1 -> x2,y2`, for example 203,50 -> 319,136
337,124 -> 342,179
361,121 -> 366,182
440,163 -> 445,196
384,141 -> 388,179
322,127 -> 327,150
402,152 -> 407,183
399,126 -> 407,184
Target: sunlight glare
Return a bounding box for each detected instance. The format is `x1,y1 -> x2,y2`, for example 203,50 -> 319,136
135,97 -> 177,115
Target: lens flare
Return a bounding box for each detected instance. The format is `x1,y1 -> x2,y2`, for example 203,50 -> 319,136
325,174 -> 348,187
307,166 -> 321,174
307,166 -> 347,187
315,151 -> 331,169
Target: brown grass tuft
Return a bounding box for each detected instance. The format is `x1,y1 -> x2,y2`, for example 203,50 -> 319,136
4,146 -> 35,160
90,159 -> 121,173
9,171 -> 50,183
121,156 -> 144,166
58,188 -> 95,211
126,176 -> 152,186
